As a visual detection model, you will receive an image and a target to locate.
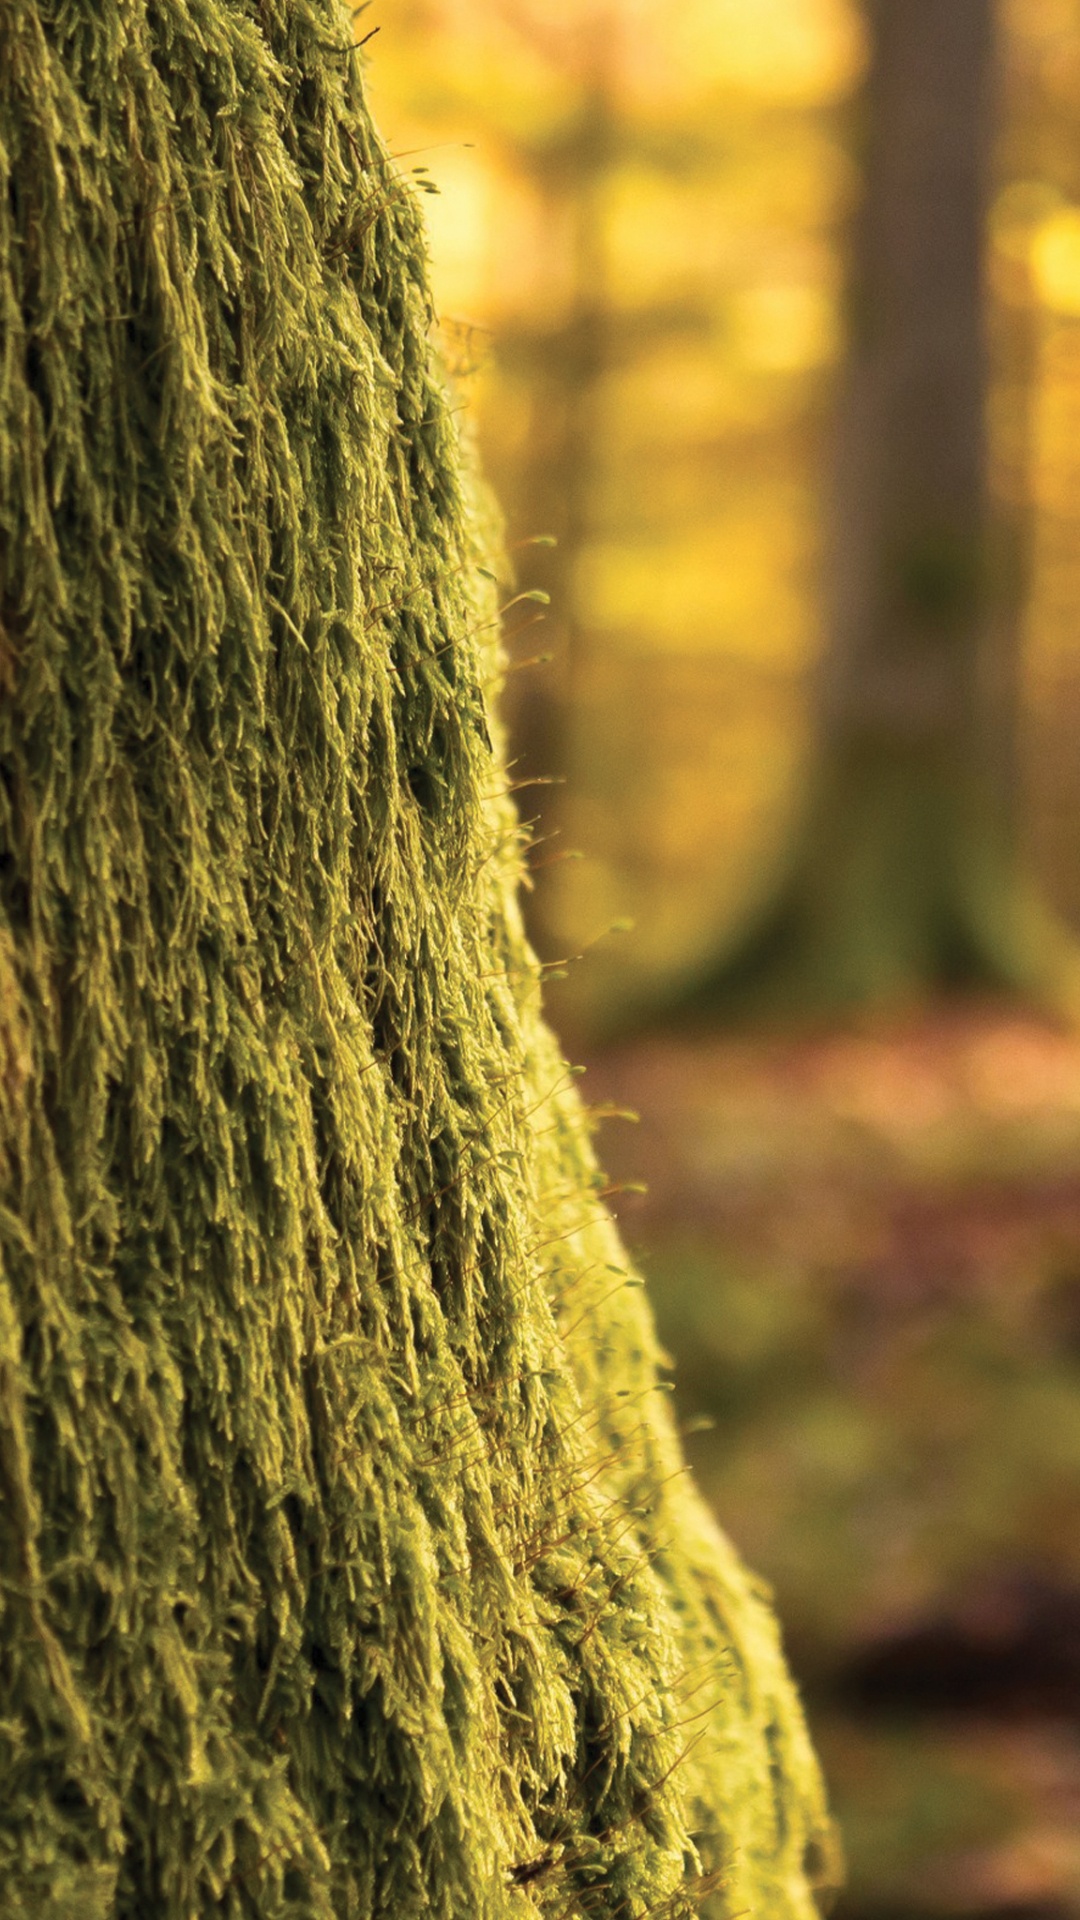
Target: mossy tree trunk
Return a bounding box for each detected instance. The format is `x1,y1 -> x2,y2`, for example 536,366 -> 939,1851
687,0 -> 1080,1023
0,3 -> 834,1916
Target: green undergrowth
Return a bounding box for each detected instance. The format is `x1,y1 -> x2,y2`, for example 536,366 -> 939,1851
0,3 -> 832,1913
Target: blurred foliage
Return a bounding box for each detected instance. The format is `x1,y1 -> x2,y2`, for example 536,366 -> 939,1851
363,3 -> 1080,1914
367,0 -> 863,1024
368,0 -> 1080,1032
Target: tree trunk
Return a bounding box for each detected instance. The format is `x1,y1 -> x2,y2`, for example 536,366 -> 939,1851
498,13 -> 616,959
0,4 -> 835,1916
683,0 -> 1080,1022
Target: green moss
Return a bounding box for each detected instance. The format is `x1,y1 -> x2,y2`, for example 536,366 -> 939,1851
0,3 -> 834,1913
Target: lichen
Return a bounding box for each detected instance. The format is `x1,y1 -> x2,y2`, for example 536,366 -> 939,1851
0,2 -> 837,1913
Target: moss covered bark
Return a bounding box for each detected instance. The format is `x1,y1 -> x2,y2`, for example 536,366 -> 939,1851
0,3 -> 834,1914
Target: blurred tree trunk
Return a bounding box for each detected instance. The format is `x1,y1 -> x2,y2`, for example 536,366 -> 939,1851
500,181 -> 606,952
685,0 -> 1080,1020
498,12 -> 615,959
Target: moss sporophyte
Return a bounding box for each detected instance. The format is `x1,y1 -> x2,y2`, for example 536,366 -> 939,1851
0,1 -> 836,1913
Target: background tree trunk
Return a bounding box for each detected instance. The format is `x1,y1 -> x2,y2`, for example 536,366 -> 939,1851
681,0 -> 1080,1021
498,11 -> 616,959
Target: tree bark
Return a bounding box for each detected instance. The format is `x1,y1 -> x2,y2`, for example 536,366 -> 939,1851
0,3 -> 835,1915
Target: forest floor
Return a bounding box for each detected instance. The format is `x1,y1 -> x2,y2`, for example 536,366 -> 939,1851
582,1004 -> 1080,1919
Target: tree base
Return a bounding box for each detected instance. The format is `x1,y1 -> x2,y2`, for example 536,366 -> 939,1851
668,737 -> 1080,1030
